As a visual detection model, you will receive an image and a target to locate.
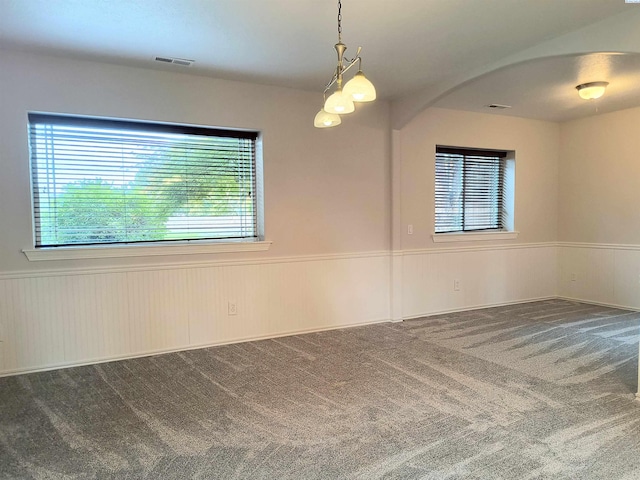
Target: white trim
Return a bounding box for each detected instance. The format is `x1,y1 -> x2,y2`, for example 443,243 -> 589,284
432,231 -> 519,243
22,240 -> 272,261
1,243 -> 559,280
2,249 -> 391,280
400,241 -> 554,256
400,296 -> 557,321
0,316 -> 390,378
556,296 -> 638,313
558,242 -> 640,251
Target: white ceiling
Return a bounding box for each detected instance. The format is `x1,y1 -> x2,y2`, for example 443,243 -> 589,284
1,0 -> 639,124
434,52 -> 640,123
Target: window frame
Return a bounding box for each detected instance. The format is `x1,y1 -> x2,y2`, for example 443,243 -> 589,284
25,113 -> 269,260
433,145 -> 517,243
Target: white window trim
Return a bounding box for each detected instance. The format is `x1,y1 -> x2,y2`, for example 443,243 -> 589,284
432,231 -> 519,243
28,113 -> 263,250
23,240 -> 272,261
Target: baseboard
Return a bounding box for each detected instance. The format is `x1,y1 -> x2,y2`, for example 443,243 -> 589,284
556,296 -> 639,313
0,317 -> 391,378
400,296 -> 558,321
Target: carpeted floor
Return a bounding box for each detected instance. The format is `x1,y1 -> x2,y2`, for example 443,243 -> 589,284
1,299 -> 640,479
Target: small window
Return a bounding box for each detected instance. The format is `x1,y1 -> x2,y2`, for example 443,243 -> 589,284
435,146 -> 511,234
28,114 -> 259,248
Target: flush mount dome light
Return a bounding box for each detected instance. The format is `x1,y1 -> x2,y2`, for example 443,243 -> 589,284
576,81 -> 609,100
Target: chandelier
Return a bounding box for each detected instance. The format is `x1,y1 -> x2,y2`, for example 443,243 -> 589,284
314,0 -> 376,128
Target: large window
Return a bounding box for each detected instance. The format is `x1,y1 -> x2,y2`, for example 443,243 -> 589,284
435,146 -> 510,234
29,114 -> 259,248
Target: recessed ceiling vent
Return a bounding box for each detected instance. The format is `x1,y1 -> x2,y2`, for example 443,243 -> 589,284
485,104 -> 512,110
154,56 -> 194,67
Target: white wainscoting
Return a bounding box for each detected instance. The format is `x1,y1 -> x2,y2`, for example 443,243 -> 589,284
0,243 -> 561,376
400,243 -> 558,319
0,253 -> 391,376
559,243 -> 640,311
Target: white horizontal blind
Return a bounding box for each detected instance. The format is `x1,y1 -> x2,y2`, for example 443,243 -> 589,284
435,146 -> 506,233
29,114 -> 258,247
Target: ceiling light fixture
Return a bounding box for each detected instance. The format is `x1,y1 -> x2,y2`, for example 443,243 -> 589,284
576,81 -> 609,100
314,0 -> 376,128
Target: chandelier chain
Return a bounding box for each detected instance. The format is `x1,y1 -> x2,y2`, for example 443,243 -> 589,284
337,0 -> 342,43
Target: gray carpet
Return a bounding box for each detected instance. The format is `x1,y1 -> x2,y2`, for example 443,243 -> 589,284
1,299 -> 640,479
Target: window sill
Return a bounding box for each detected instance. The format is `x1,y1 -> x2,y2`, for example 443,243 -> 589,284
432,231 -> 519,243
23,240 -> 272,261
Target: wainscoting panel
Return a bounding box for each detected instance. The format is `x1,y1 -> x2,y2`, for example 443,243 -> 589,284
559,243 -> 640,310
186,256 -> 391,348
401,244 -> 558,319
0,253 -> 391,376
0,244 -> 564,376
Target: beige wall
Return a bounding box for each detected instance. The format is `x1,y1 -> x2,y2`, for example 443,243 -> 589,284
0,49 -> 393,374
397,107 -> 560,250
0,50 -> 391,273
559,105 -> 640,244
4,48 -> 618,375
557,105 -> 640,394
386,108 -> 561,323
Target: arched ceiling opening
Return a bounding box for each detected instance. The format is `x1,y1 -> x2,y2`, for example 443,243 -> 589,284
432,52 -> 640,123
391,7 -> 640,128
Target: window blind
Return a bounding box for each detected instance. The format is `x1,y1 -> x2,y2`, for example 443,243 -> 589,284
435,146 -> 506,233
29,113 -> 258,247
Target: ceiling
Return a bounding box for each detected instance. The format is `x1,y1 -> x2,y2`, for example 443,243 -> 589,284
2,0 -> 640,124
434,52 -> 640,123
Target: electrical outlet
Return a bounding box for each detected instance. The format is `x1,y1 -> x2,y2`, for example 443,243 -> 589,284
228,301 -> 237,316
454,279 -> 460,291
571,273 -> 577,282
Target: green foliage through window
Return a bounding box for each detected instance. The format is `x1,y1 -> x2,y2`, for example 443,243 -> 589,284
29,114 -> 258,247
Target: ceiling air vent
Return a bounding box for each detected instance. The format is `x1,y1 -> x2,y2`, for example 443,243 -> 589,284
485,104 -> 512,110
154,56 -> 194,67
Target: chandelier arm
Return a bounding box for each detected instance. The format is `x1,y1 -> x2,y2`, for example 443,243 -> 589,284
323,73 -> 339,94
340,57 -> 360,76
343,46 -> 362,64
322,55 -> 361,94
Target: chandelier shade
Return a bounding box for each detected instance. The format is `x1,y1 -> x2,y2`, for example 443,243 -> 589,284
324,89 -> 355,114
314,109 -> 342,128
344,71 -> 376,102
